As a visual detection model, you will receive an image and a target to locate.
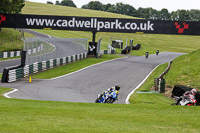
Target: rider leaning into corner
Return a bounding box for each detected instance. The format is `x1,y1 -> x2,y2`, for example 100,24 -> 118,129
97,85 -> 120,103
110,85 -> 120,99
106,85 -> 120,100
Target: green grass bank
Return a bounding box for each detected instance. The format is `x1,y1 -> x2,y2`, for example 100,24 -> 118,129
0,86 -> 200,133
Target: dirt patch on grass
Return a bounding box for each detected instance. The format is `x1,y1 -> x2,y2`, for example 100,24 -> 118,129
150,85 -> 174,99
163,85 -> 173,98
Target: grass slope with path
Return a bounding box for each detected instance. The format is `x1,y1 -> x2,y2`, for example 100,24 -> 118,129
0,87 -> 200,133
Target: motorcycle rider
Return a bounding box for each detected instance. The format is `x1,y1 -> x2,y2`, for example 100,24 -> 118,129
183,88 -> 198,105
113,85 -> 120,100
173,88 -> 198,106
100,85 -> 120,102
156,50 -> 159,55
107,87 -> 114,94
145,51 -> 149,59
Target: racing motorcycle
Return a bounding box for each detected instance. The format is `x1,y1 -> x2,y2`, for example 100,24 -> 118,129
95,94 -> 105,103
95,91 -> 118,104
173,96 -> 197,106
104,91 -> 117,103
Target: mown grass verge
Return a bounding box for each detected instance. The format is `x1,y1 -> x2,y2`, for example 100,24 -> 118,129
31,54 -> 123,79
0,86 -> 200,133
0,56 -> 20,61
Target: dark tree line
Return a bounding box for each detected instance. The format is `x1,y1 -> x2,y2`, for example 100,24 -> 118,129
81,1 -> 200,21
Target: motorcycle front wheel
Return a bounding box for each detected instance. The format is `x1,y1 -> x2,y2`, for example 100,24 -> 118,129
105,97 -> 115,103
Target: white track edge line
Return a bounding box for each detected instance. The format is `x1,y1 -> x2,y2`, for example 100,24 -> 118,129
47,56 -> 128,80
4,88 -> 18,98
125,64 -> 161,104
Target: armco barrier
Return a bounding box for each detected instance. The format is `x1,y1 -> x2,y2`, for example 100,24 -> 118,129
7,52 -> 87,82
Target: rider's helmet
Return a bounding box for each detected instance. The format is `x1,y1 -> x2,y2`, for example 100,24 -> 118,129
115,85 -> 120,91
116,91 -> 119,94
191,88 -> 198,95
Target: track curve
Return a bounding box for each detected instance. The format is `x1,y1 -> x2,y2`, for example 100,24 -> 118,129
0,52 -> 185,104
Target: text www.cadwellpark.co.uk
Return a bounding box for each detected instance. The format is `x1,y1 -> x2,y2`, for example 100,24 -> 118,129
26,17 -> 154,31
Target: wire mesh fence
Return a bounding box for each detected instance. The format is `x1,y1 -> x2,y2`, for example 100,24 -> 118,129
22,37 -> 88,65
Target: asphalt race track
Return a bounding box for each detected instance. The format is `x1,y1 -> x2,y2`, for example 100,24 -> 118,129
0,52 -> 185,104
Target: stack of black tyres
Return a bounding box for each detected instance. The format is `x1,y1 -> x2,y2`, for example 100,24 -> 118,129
121,46 -> 131,54
172,85 -> 200,105
132,44 -> 141,50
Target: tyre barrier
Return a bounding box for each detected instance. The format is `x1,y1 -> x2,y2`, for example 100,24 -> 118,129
132,44 -> 141,50
6,52 -> 87,83
172,85 -> 192,97
0,44 -> 44,59
121,46 -> 131,54
0,51 -> 21,58
172,85 -> 200,105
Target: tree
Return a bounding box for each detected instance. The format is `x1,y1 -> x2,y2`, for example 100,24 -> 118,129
106,4 -> 116,13
55,0 -> 60,5
159,8 -> 170,20
60,0 -> 76,8
0,0 -> 25,14
47,1 -> 54,4
189,9 -> 200,21
170,10 -> 190,21
148,8 -> 159,20
82,1 -> 103,11
170,11 -> 179,21
0,0 -> 25,31
114,3 -> 136,16
102,4 -> 112,11
178,10 -> 190,21
136,8 -> 150,19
